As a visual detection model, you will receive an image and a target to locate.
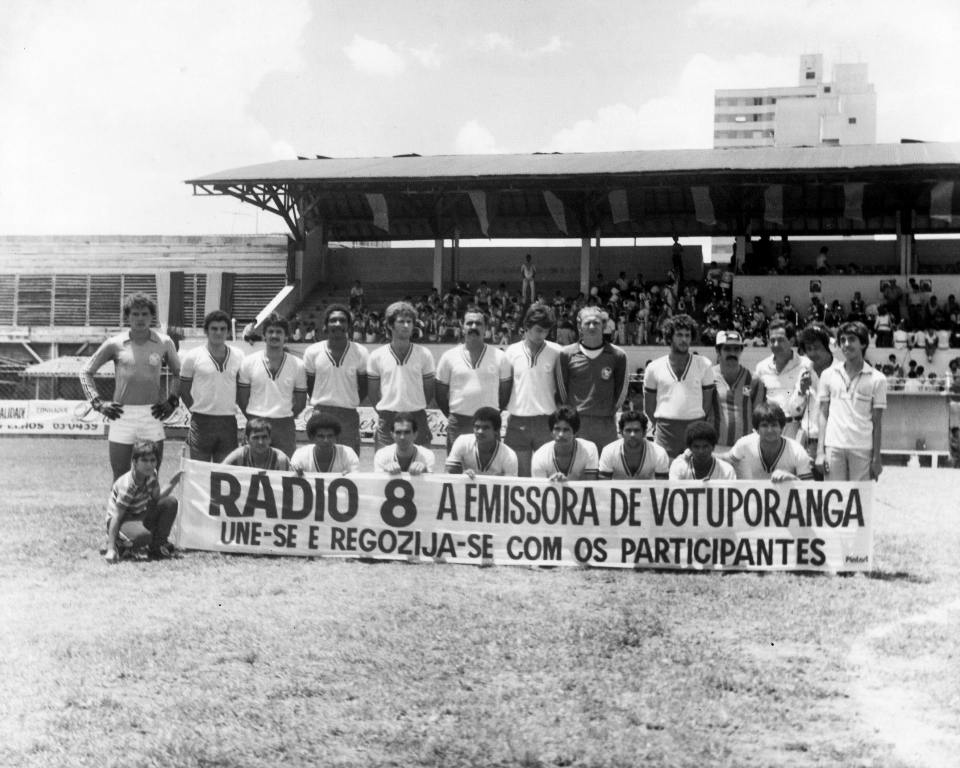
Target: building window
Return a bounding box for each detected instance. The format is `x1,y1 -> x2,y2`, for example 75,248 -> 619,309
735,115 -> 746,123
824,86 -> 831,93
849,117 -> 857,124
805,72 -> 815,80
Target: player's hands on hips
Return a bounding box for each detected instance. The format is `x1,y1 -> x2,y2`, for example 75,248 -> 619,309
151,395 -> 178,420
98,400 -> 124,420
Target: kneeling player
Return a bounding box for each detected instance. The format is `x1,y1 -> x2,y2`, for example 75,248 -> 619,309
718,402 -> 812,483
373,412 -> 436,475
104,440 -> 182,563
222,418 -> 292,471
668,422 -> 736,481
531,406 -> 599,482
445,406 -> 519,478
599,409 -> 670,480
291,412 -> 360,475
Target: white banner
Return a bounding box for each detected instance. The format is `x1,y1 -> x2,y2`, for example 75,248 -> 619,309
176,459 -> 874,572
0,399 -> 107,435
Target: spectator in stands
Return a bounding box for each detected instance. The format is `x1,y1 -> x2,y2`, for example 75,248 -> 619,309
237,313 -> 307,458
556,306 -> 629,453
81,292 -> 182,480
303,304 -> 369,455
103,439 -> 181,563
850,292 -> 866,323
179,310 -> 245,463
874,304 -> 893,347
782,295 -> 800,328
349,280 -> 364,310
223,418 -> 292,471
290,315 -> 302,342
373,412 -> 435,475
907,278 -> 923,326
435,311 -> 512,450
444,406 -> 518,477
882,280 -> 904,323
711,330 -> 766,452
531,406 -> 600,482
755,319 -> 810,441
824,300 -> 844,330
950,426 -> 960,469
291,412 -> 360,475
815,246 -> 830,275
643,314 -> 715,460
668,422 -> 736,481
671,236 -> 685,282
777,236 -> 792,274
519,255 -> 538,303
923,326 -> 940,362
816,321 -> 887,481
795,322 -> 836,478
367,302 -> 436,451
717,402 -> 813,482
303,321 -> 316,342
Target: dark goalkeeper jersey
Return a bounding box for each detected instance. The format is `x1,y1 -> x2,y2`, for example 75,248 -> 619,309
555,343 -> 629,417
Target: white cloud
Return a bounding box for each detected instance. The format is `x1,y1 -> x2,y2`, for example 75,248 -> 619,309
409,43 -> 443,68
343,35 -> 406,78
544,53 -> 795,152
526,36 -> 568,58
0,1 -> 311,234
474,32 -> 568,58
478,32 -> 515,53
455,120 -> 504,154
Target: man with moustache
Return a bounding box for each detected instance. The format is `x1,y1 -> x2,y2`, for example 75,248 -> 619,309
710,330 -> 765,452
643,314 -> 715,460
755,320 -> 810,440
303,304 -> 369,455
435,310 -> 513,450
367,302 -> 436,450
555,306 -> 629,452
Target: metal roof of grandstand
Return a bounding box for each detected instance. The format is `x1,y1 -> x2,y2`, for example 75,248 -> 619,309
187,142 -> 960,242
190,142 -> 960,183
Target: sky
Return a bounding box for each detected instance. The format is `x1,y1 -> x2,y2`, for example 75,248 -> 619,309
1,0 -> 959,237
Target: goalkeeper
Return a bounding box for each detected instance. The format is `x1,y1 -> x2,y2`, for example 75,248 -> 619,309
80,292 -> 181,480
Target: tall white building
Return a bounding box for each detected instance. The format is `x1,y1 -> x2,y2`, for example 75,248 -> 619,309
713,54 -> 877,149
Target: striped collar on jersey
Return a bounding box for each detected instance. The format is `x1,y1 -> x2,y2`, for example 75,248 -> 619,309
553,440 -> 579,474
619,440 -> 648,477
260,351 -> 288,380
203,345 -> 232,373
759,437 -> 786,475
459,344 -> 488,369
324,340 -> 354,368
474,441 -> 503,473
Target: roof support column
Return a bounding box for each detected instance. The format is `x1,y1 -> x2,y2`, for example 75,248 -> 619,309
433,239 -> 443,291
897,211 -> 913,277
580,237 -> 591,296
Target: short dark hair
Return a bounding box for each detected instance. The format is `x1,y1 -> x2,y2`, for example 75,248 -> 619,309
391,412 -> 418,433
323,304 -> 353,329
203,309 -> 232,332
524,304 -> 556,330
122,292 -> 157,319
472,406 -> 502,432
767,319 -> 796,340
131,439 -> 160,463
618,409 -> 648,434
306,412 -> 342,439
549,405 -> 581,433
837,321 -> 870,349
752,402 -> 786,428
662,314 -> 698,342
685,421 -> 717,447
245,417 -> 272,439
799,322 -> 832,354
262,313 -> 290,336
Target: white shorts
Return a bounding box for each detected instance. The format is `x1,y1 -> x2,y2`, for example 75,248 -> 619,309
108,405 -> 166,445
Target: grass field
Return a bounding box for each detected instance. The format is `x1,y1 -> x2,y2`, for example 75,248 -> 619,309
3,438 -> 960,768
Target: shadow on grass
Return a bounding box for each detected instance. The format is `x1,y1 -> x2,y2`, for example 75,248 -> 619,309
862,569 -> 930,584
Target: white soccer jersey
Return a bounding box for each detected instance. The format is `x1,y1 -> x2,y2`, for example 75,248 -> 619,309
818,362 -> 887,450
726,433 -> 813,480
303,341 -> 369,408
238,351 -> 307,419
179,345 -> 245,416
373,444 -> 436,473
531,438 -> 599,480
643,354 -> 715,420
367,343 -> 436,412
505,340 -> 561,417
599,438 -> 670,480
445,435 -> 519,476
436,344 -> 512,415
290,444 -> 360,474
668,456 -> 737,481
755,351 -> 810,418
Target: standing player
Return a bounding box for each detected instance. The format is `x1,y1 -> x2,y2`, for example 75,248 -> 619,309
504,305 -> 562,476
222,418 -> 292,470
794,322 -> 837,476
237,313 -> 307,458
816,322 -> 887,481
445,407 -> 519,477
719,403 -> 813,482
755,320 -> 810,440
643,314 -> 715,461
179,310 -> 244,463
531,406 -> 599,482
710,330 -> 765,452
520,253 -> 537,303
555,306 -> 628,452
598,410 -> 670,480
374,412 -> 436,475
435,310 -> 512,450
80,292 -> 181,480
668,422 -> 736,481
291,412 -> 360,475
368,302 -> 437,450
303,304 -> 369,455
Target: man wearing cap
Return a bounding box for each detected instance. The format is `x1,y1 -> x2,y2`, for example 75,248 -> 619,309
711,330 -> 765,452
754,320 -> 810,441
